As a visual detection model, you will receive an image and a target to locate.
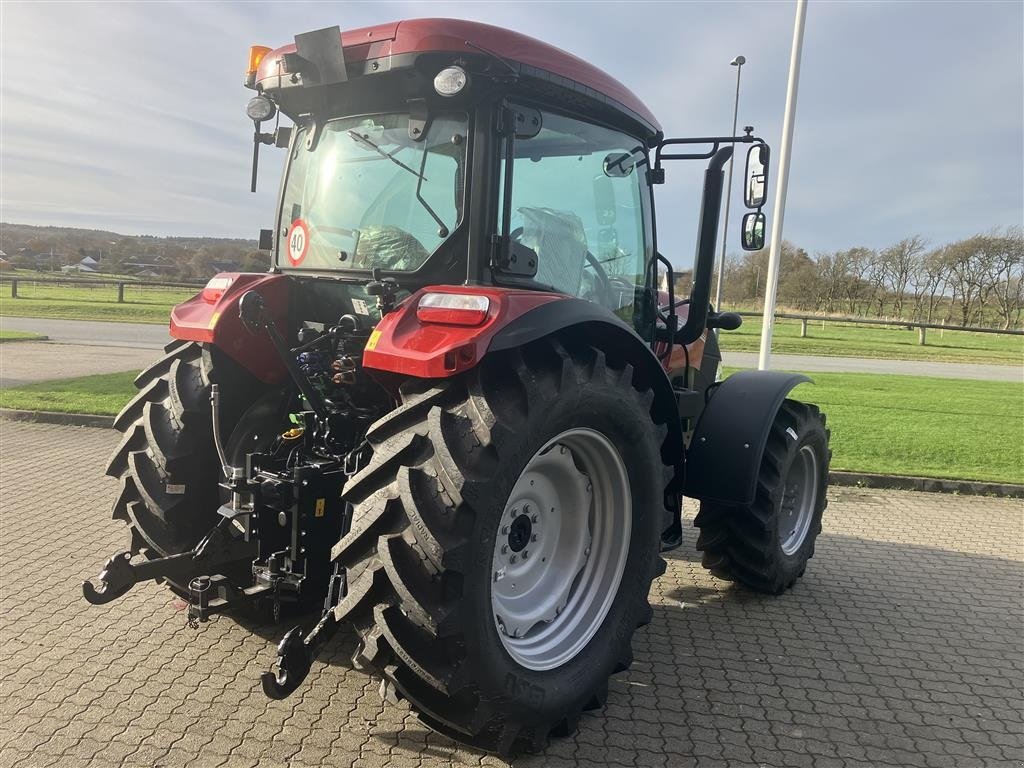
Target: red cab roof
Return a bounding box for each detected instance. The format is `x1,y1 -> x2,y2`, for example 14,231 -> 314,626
257,18 -> 661,134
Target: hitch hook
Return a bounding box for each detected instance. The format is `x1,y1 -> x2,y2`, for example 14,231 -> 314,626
82,552 -> 135,605
261,626 -> 311,699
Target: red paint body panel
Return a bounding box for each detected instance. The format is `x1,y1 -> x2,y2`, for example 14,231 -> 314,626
256,18 -> 660,133
170,273 -> 289,384
363,286 -> 563,378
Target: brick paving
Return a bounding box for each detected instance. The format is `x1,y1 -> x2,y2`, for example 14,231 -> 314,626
1,420 -> 1021,768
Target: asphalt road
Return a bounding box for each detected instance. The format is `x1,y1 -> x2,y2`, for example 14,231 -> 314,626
1,317 -> 1021,382
1,316 -> 170,349
2,421 -> 1021,767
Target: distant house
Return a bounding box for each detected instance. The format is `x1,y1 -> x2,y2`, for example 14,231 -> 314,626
210,259 -> 240,272
61,261 -> 99,274
135,268 -> 162,278
79,255 -> 100,268
125,262 -> 175,275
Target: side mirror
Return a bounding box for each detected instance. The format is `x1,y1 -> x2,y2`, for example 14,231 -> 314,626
744,144 -> 769,208
741,212 -> 766,251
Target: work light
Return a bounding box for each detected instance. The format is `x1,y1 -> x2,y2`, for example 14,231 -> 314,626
433,66 -> 468,97
246,95 -> 277,123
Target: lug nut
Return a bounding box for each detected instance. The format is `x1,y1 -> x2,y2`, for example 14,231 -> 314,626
502,525 -> 510,535
531,534 -> 538,542
522,550 -> 529,560
531,514 -> 538,523
510,554 -> 518,564
501,544 -> 508,554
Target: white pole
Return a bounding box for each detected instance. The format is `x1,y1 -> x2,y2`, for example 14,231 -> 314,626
758,0 -> 807,370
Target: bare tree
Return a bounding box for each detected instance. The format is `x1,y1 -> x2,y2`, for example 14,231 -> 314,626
880,236 -> 927,319
982,227 -> 1024,329
909,247 -> 951,323
945,235 -> 995,327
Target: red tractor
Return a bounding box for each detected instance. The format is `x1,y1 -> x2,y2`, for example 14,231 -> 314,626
85,19 -> 830,757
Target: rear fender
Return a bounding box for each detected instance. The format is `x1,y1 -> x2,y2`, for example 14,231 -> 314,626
170,272 -> 289,384
488,298 -> 683,469
683,370 -> 811,506
360,286 -> 562,379
362,290 -> 682,465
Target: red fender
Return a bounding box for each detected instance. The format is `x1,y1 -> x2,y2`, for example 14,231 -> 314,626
362,286 -> 563,378
169,272 -> 289,384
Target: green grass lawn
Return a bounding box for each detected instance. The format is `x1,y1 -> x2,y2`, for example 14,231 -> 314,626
0,282 -> 195,323
0,371 -> 137,416
724,369 -> 1022,484
2,367 -> 1021,484
720,315 -> 1024,365
0,329 -> 46,342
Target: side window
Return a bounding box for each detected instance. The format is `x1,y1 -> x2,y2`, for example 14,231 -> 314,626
499,111 -> 648,325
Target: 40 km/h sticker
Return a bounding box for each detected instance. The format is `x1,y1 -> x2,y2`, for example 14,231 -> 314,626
286,219 -> 310,266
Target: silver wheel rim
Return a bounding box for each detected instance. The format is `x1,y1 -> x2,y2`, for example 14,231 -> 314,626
779,444 -> 819,555
490,428 -> 631,671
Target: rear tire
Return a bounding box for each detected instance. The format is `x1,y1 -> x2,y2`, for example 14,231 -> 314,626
694,400 -> 830,594
333,339 -> 672,756
105,340 -> 268,595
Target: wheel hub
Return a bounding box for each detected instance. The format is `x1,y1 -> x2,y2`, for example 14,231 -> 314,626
507,513 -> 532,552
779,444 -> 819,555
490,428 -> 631,671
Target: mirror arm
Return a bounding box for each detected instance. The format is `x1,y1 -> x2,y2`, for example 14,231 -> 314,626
676,146 -> 733,346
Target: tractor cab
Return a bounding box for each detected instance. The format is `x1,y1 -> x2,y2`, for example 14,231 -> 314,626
240,19 -> 765,352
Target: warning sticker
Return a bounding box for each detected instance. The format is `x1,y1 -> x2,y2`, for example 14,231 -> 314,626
286,219 -> 310,266
365,329 -> 382,351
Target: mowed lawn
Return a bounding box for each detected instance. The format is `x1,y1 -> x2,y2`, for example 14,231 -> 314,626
0,372 -> 137,416
0,281 -> 196,323
2,368 -> 1021,484
720,315 -> 1024,365
782,372 -> 1023,484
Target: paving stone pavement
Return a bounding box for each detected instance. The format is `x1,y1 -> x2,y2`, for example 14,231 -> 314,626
1,421 -> 1022,768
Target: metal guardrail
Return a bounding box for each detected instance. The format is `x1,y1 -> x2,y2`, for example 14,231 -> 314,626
737,311 -> 1024,344
1,275 -> 204,303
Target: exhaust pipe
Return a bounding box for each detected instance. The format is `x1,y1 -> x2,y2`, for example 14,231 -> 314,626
676,146 -> 732,346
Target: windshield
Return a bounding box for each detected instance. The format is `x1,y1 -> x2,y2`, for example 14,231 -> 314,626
278,112 -> 468,272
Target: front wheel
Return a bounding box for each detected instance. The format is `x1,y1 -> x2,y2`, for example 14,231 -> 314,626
694,400 -> 830,594
332,339 -> 672,756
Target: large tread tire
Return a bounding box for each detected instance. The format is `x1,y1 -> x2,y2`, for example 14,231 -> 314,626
694,399 -> 831,594
105,340 -> 265,593
333,338 -> 672,757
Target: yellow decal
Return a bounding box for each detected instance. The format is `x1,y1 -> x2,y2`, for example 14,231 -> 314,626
314,498 -> 326,518
365,329 -> 382,351
208,311 -> 222,330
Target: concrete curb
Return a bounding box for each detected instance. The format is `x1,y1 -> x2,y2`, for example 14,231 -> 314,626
0,408 -> 114,429
2,408 -> 1021,498
828,470 -> 1024,499
0,335 -> 49,343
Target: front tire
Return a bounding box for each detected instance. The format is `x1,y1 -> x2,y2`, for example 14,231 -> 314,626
694,399 -> 830,594
333,339 -> 671,756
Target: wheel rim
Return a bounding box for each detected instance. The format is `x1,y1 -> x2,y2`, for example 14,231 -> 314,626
779,444 -> 820,555
490,428 -> 631,671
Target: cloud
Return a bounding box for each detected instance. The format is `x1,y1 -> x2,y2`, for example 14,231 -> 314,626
1,0 -> 1021,262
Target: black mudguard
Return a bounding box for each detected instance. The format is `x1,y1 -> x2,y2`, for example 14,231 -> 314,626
683,370 -> 810,506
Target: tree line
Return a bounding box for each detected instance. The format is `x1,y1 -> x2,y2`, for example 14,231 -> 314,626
715,227 -> 1024,330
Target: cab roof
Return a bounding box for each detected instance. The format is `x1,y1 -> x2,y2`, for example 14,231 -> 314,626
256,18 -> 661,136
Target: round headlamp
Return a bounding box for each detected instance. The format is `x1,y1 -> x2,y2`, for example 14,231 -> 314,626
433,66 -> 468,97
246,95 -> 277,123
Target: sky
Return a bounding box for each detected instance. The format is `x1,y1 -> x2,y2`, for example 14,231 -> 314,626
1,1 -> 1022,269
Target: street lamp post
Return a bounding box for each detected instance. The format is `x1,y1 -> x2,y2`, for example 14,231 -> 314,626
714,54 -> 745,312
